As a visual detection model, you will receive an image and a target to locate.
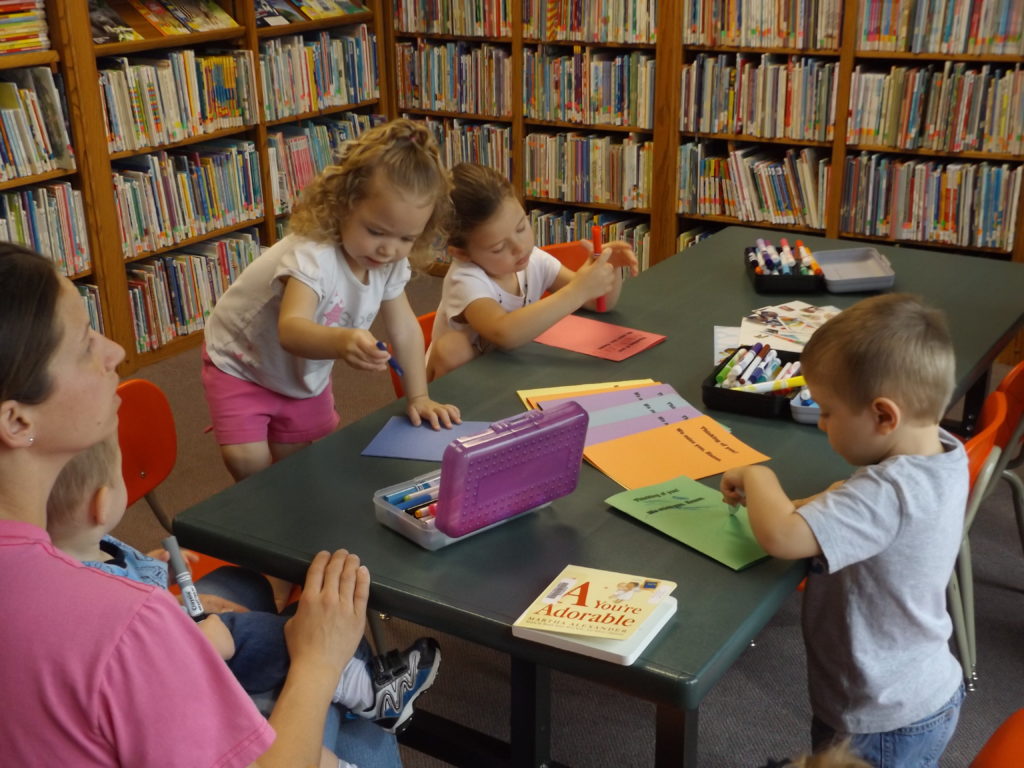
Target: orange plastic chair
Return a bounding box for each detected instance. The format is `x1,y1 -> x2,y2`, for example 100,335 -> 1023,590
971,709 -> 1024,767
948,391 -> 1008,685
389,311 -> 436,399
993,360 -> 1024,557
543,240 -> 592,271
117,379 -> 178,533
116,378 -> 231,581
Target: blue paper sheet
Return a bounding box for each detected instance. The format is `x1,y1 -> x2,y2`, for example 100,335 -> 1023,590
361,416 -> 491,461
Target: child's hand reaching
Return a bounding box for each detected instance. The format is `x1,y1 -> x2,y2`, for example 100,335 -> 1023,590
569,246 -> 617,302
597,239 -> 640,277
334,328 -> 391,371
407,395 -> 462,430
720,467 -> 749,507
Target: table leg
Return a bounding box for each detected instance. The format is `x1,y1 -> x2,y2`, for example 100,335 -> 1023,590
655,704 -> 699,768
510,657 -> 553,767
959,369 -> 991,436
945,370 -> 992,437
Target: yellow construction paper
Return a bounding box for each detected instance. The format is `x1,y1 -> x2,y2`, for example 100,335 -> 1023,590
517,379 -> 656,409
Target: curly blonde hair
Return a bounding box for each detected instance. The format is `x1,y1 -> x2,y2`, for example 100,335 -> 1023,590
288,118 -> 451,270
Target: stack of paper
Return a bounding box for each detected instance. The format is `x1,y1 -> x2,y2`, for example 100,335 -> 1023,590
519,380 -> 769,489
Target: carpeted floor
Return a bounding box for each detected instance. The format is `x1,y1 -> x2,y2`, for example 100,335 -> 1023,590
114,271 -> 1024,767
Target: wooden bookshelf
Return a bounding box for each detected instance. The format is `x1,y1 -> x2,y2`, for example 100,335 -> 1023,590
25,1 -> 1022,368
380,0 -> 1023,278
45,0 -> 389,373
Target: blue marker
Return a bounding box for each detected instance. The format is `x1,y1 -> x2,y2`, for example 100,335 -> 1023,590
383,477 -> 440,505
376,341 -> 404,378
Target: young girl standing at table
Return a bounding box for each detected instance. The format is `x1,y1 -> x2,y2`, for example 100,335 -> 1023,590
426,163 -> 639,380
203,119 -> 461,481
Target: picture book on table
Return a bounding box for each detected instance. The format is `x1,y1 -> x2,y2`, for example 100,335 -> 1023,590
512,564 -> 677,664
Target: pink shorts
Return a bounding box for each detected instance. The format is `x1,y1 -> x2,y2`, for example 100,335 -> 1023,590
201,348 -> 340,446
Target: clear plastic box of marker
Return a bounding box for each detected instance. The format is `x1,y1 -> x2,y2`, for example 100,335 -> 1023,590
372,402 -> 589,551
374,470 -> 458,551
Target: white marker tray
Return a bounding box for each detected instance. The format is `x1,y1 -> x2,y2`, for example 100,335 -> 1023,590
815,247 -> 895,293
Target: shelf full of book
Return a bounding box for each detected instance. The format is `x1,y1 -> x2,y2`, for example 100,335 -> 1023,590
380,0 -> 1021,278
0,2 -> 104,331
384,0 -> 670,270
33,0 -> 390,372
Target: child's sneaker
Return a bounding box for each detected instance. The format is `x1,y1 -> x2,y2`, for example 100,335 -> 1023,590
359,638 -> 440,733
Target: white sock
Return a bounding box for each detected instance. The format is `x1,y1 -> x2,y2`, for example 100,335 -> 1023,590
332,655 -> 374,712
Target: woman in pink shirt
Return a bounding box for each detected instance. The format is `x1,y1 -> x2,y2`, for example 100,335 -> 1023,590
0,243 -> 377,768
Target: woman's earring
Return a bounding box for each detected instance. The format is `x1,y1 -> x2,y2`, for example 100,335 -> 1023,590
27,436 -> 34,446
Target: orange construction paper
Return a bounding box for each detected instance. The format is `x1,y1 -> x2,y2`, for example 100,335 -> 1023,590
583,415 -> 770,489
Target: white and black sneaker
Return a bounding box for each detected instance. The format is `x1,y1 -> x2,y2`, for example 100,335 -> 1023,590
359,638 -> 440,733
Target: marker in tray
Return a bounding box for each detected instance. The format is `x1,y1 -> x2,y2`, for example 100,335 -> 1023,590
384,477 -> 440,505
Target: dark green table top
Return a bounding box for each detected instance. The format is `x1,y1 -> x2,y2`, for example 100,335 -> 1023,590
175,226 -> 1024,711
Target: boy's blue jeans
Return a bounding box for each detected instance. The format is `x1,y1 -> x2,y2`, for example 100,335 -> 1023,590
196,567 -> 402,768
811,683 -> 965,768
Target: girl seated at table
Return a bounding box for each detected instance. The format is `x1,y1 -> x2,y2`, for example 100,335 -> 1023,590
426,163 -> 639,380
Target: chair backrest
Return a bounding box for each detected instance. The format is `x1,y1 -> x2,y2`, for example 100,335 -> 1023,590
971,708 -> 1024,767
964,391 -> 1007,491
390,311 -> 436,399
117,379 -> 177,507
995,359 -> 1024,466
543,240 -> 592,271
960,392 -> 1008,535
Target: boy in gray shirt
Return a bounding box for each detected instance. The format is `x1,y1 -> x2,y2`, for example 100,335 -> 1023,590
721,294 -> 967,767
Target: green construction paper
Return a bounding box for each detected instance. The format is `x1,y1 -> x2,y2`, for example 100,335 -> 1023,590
605,475 -> 769,571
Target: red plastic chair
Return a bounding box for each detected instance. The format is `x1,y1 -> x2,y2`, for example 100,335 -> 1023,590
949,391 -> 1008,685
543,240 -> 592,271
116,379 -> 231,581
972,709 -> 1024,767
389,311 -> 436,399
993,360 -> 1024,557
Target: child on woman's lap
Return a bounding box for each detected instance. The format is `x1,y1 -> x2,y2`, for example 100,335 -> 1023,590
427,163 -> 639,379
46,435 -> 441,740
203,119 -> 460,482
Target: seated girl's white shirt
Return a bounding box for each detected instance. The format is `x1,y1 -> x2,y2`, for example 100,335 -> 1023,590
431,247 -> 562,351
205,234 -> 410,399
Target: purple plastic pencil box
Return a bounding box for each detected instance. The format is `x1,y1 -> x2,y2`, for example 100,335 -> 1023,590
373,401 -> 589,549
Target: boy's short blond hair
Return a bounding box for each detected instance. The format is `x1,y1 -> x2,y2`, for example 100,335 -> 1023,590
46,433 -> 121,532
801,293 -> 955,423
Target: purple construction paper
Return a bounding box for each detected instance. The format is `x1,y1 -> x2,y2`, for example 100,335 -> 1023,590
536,383 -> 687,413
362,416 -> 491,461
586,410 -> 701,446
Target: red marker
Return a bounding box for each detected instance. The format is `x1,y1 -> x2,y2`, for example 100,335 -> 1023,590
591,224 -> 607,312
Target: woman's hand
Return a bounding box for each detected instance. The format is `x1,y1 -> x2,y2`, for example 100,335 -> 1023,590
284,550 -> 369,681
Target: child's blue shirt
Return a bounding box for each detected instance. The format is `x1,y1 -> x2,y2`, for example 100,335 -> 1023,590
84,535 -> 167,590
